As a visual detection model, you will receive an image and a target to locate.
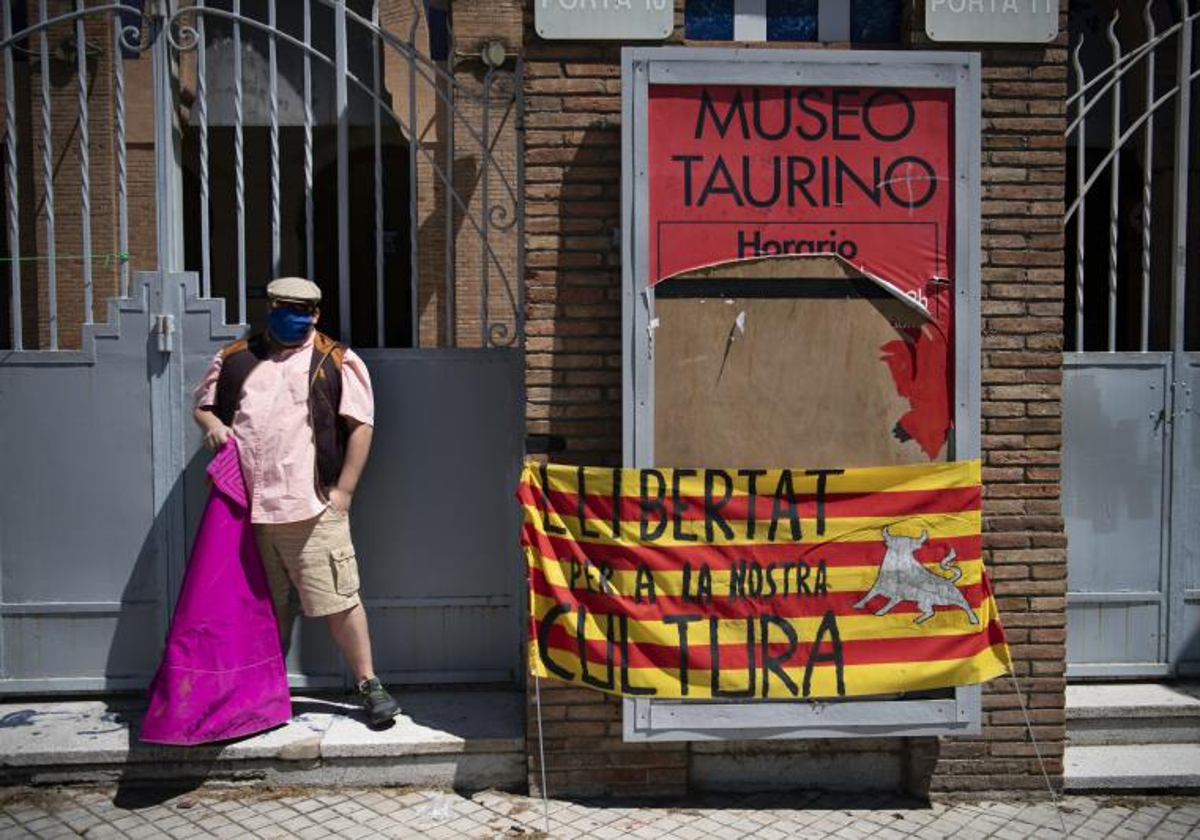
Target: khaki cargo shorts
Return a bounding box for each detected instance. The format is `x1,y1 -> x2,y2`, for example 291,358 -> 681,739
255,505 -> 361,629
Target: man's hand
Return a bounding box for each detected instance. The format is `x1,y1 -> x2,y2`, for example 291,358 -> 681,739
328,420 -> 372,516
203,423 -> 232,451
194,407 -> 232,451
328,486 -> 353,514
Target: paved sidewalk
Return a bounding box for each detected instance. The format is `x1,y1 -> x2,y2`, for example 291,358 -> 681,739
1,785 -> 1199,838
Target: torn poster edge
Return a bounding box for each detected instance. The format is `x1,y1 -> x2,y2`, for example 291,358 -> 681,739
651,252 -> 936,322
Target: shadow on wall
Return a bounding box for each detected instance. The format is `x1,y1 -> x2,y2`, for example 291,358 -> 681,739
418,148 -> 480,348
530,124 -> 625,469
102,374 -> 352,803
104,327 -> 187,697
105,403 -> 217,805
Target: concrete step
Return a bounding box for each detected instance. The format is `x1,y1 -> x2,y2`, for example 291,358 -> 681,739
0,689 -> 525,791
1066,682 -> 1200,746
1064,744 -> 1200,792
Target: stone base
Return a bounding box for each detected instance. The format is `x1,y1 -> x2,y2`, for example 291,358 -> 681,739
0,690 -> 526,792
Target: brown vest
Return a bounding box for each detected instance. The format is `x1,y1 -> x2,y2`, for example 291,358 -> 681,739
213,331 -> 348,496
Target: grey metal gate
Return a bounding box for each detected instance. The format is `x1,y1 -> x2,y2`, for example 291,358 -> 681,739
1063,0 -> 1198,678
0,1 -> 526,692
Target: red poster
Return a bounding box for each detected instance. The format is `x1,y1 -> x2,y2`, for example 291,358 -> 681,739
647,84 -> 959,459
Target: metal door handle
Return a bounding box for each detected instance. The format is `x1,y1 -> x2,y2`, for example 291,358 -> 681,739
153,314 -> 175,354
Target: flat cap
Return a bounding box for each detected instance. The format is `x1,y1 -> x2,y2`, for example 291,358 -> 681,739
266,276 -> 322,304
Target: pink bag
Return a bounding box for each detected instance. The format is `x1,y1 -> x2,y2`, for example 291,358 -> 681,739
140,439 -> 291,745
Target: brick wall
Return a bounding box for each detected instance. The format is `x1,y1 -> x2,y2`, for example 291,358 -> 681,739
908,2 -> 1069,796
2,4 -> 124,350
521,32 -> 683,798
523,0 -> 1068,798
523,41 -> 626,465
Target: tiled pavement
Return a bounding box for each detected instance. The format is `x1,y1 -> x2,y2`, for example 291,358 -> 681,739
1,785 -> 1198,839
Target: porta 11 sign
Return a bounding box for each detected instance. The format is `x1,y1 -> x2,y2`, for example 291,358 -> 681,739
926,0 -> 1059,43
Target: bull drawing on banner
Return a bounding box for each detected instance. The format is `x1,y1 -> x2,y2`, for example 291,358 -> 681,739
853,526 -> 979,626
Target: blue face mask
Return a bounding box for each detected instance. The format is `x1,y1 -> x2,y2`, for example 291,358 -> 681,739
268,307 -> 315,345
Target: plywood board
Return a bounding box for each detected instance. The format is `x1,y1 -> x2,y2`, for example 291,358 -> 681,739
653,255 -> 945,469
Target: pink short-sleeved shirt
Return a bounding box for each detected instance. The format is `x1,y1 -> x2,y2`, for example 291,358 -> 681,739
193,332 -> 374,525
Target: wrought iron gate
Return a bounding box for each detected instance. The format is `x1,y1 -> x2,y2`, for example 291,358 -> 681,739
0,1 -> 526,692
1063,0 -> 1198,678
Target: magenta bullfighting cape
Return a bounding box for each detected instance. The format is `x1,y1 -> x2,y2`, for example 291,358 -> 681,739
140,439 -> 291,745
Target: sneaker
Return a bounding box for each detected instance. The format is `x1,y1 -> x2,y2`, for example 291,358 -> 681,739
356,677 -> 399,726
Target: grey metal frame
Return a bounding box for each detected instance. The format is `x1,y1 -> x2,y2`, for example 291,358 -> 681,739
1063,1 -> 1198,678
1063,352 -> 1174,679
1175,353 -> 1200,677
0,268 -> 529,694
620,47 -> 983,741
0,2 -> 529,692
0,270 -> 239,694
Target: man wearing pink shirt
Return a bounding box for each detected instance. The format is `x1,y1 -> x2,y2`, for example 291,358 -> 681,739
192,277 -> 399,726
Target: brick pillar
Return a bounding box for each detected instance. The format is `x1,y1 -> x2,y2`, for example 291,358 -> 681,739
910,0 -> 1069,795
521,21 -> 686,796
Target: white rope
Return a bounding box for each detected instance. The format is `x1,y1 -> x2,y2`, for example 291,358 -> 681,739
533,675 -> 551,835
1009,672 -> 1069,837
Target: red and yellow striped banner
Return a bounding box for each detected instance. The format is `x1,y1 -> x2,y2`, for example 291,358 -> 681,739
520,460 -> 1010,699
